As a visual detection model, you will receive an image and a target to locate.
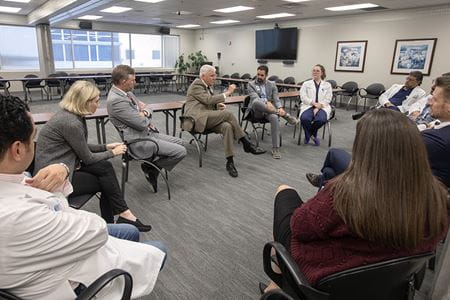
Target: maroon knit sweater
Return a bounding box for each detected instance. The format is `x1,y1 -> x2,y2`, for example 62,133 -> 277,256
289,186 -> 447,286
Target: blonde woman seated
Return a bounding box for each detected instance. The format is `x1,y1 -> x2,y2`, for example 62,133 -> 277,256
261,109 -> 449,293
35,80 -> 152,232
299,64 -> 333,146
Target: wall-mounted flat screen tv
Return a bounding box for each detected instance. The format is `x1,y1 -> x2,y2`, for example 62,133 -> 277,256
255,27 -> 298,60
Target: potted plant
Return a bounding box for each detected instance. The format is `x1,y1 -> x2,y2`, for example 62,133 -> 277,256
175,54 -> 190,74
187,51 -> 208,74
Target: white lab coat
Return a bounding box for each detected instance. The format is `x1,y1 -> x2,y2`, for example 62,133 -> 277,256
378,84 -> 426,113
0,181 -> 164,300
299,79 -> 333,119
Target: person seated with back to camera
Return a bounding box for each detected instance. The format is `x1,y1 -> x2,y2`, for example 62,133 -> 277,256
107,64 -> 187,193
34,80 -> 152,232
308,76 -> 450,190
184,64 -> 265,178
260,108 -> 449,294
246,65 -> 299,159
299,64 -> 333,146
0,94 -> 167,299
378,71 -> 426,112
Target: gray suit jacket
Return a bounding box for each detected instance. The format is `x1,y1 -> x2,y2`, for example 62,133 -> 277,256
184,78 -> 225,132
247,80 -> 281,110
106,86 -> 157,159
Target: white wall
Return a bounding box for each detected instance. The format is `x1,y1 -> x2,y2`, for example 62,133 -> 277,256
193,5 -> 450,92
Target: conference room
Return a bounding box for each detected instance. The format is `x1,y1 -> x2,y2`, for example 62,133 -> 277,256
0,0 -> 449,299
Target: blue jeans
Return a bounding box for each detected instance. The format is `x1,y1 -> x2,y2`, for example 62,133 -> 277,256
107,224 -> 140,242
142,240 -> 168,270
319,148 -> 352,185
300,107 -> 327,138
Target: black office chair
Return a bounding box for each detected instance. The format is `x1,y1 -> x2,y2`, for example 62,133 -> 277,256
93,73 -> 110,95
0,269 -> 133,300
275,78 -> 284,92
112,124 -> 171,200
263,241 -> 433,300
336,81 -> 359,110
358,83 -> 385,112
66,73 -> 80,87
45,72 -> 68,100
293,106 -> 335,147
327,79 -> 338,106
179,103 -> 217,168
0,76 -> 11,96
283,76 -> 296,87
220,74 -> 230,88
24,74 -> 47,102
268,75 -> 279,82
241,96 -> 282,148
241,73 -> 252,80
230,72 -> 240,79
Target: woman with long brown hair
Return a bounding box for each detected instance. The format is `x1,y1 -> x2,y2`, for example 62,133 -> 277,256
261,108 -> 449,293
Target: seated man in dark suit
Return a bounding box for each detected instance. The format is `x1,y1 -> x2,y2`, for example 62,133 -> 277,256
107,65 -> 186,192
307,76 -> 450,189
184,64 -> 265,177
247,65 -> 298,159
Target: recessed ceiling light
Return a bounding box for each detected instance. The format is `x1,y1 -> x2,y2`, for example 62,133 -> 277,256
100,6 -> 132,13
78,15 -> 103,20
176,24 -> 200,28
134,0 -> 165,3
325,3 -> 379,11
0,5 -> 21,13
213,6 -> 254,13
4,0 -> 30,3
283,0 -> 310,2
210,19 -> 240,24
256,13 -> 295,19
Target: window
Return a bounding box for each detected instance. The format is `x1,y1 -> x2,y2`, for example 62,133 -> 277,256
0,25 -> 40,70
50,28 -> 179,69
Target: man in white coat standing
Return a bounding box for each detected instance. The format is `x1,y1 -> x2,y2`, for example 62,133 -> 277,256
378,71 -> 426,113
0,94 -> 166,299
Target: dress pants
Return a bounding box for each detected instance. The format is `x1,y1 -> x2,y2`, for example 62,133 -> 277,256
251,100 -> 280,148
300,107 -> 327,139
204,110 -> 246,158
147,132 -> 186,171
319,148 -> 352,185
71,160 -> 128,223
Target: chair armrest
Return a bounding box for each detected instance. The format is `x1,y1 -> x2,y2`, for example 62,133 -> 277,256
76,269 -> 133,300
179,115 -> 197,133
260,289 -> 295,300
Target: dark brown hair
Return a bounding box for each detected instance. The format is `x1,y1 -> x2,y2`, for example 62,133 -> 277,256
331,109 -> 448,249
314,64 -> 326,80
257,65 -> 269,75
112,64 -> 135,85
435,75 -> 450,101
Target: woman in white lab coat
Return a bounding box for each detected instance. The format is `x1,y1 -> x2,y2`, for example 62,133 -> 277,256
299,65 -> 333,146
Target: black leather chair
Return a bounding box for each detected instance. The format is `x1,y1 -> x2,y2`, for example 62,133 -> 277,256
220,74 -> 230,89
241,73 -> 252,80
268,75 -> 279,82
283,77 -> 296,88
241,96 -> 282,148
336,81 -> 359,110
293,106 -> 335,147
93,73 -> 110,95
358,83 -> 385,111
263,241 -> 434,300
179,103 -> 217,168
0,269 -> 133,300
66,73 -> 80,87
326,79 -> 338,106
230,72 -> 240,79
112,124 -> 171,200
0,76 -> 11,96
275,78 -> 284,92
24,74 -> 47,102
45,71 -> 68,100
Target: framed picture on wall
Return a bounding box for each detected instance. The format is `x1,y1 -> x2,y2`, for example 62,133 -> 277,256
334,40 -> 368,72
390,38 -> 437,75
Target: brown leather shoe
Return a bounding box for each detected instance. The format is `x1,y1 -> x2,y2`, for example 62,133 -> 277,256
306,173 -> 322,187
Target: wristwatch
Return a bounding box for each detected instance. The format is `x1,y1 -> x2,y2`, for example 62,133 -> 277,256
59,163 -> 70,179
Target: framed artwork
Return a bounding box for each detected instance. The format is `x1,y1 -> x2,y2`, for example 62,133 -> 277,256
390,38 -> 437,75
334,40 -> 368,72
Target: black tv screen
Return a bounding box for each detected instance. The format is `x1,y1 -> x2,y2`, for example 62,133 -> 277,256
255,28 -> 298,60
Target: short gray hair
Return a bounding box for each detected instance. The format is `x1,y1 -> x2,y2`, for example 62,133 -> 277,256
199,65 -> 215,77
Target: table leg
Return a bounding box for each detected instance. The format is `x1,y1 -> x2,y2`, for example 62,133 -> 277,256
95,119 -> 101,144
165,112 -> 169,135
173,110 -> 177,136
101,118 -> 106,144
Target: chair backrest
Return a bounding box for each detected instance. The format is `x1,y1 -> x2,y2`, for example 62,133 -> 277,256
268,75 -> 279,81
222,74 -> 230,78
327,79 -> 337,89
241,73 -> 252,79
230,72 -> 240,79
341,81 -> 359,93
263,241 -> 434,300
365,83 -> 385,96
24,74 -> 42,87
284,77 -> 296,84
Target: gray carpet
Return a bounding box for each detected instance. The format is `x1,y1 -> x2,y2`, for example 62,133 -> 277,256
25,89 -> 434,300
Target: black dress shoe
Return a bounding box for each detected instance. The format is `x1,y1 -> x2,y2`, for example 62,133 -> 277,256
116,216 -> 152,232
259,282 -> 268,295
243,142 -> 266,155
141,163 -> 159,192
226,161 -> 238,177
306,173 -> 322,188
